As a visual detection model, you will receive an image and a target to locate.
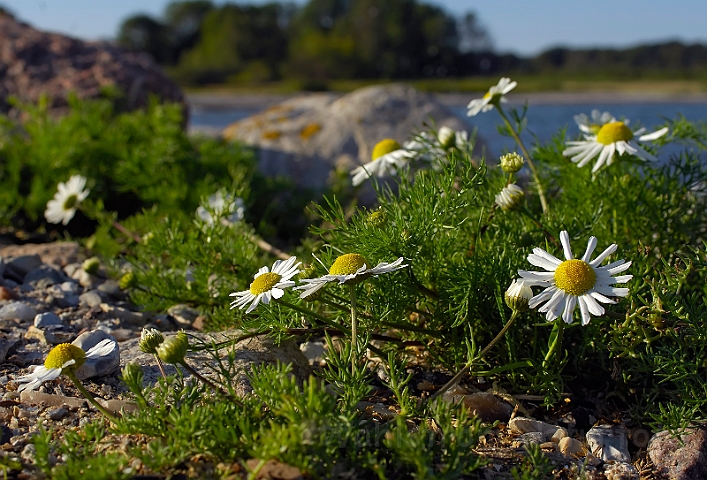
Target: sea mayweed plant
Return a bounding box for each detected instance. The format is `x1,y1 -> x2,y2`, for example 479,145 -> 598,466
10,83 -> 707,478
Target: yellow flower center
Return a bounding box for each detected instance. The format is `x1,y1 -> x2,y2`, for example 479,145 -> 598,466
554,259 -> 596,296
249,272 -> 282,295
371,139 -> 402,161
329,253 -> 367,276
596,122 -> 633,145
63,194 -> 78,210
44,343 -> 86,370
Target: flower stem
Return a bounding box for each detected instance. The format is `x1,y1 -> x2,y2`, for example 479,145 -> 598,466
350,284 -> 358,374
496,106 -> 549,214
65,371 -> 118,422
179,360 -> 243,406
154,355 -> 168,378
543,320 -> 565,369
430,310 -> 520,402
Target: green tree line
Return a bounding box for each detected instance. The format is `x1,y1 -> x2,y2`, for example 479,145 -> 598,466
117,0 -> 707,86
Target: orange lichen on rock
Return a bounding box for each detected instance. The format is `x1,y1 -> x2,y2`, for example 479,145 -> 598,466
300,123 -> 321,139
262,130 -> 282,140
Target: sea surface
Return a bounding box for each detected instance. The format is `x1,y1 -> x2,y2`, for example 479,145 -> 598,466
189,100 -> 707,159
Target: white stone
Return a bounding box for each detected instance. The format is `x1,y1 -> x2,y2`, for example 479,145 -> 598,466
586,425 -> 631,463
0,302 -> 37,322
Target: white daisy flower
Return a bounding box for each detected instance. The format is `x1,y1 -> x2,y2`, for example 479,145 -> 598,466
574,109 -> 616,134
563,120 -> 669,173
229,256 -> 301,313
495,184 -> 525,211
44,174 -> 90,225
518,231 -> 632,325
467,77 -> 517,117
296,253 -> 407,299
15,339 -> 117,392
196,191 -> 245,226
351,138 -> 416,187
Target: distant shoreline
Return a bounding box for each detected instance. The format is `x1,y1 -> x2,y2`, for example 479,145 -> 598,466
187,90 -> 707,112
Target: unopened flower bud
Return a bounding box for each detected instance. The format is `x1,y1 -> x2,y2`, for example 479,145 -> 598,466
368,209 -> 387,228
495,184 -> 525,211
139,328 -> 164,354
505,279 -> 533,312
500,153 -> 525,174
120,271 -> 136,290
156,331 -> 189,364
121,362 -> 144,389
82,257 -> 100,275
437,126 -> 456,150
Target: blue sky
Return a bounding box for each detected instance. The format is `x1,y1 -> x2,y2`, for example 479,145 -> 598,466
3,0 -> 706,56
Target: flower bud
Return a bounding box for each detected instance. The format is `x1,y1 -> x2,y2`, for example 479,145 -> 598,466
495,184 -> 525,211
120,271 -> 136,290
156,331 -> 189,364
82,257 -> 100,275
505,279 -> 533,312
139,328 -> 164,354
437,126 -> 456,150
500,153 -> 525,174
121,362 -> 144,390
368,209 -> 387,228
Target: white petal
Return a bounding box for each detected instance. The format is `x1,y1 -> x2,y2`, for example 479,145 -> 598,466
271,288 -> 285,300
562,296 -> 577,324
560,231 -> 573,260
531,248 -> 562,266
582,294 -> 605,316
592,144 -> 613,173
578,297 -> 592,325
572,143 -> 603,168
589,244 -> 617,267
581,237 -> 597,262
526,254 -> 560,271
529,286 -> 558,308
246,294 -> 262,313
518,270 -> 555,286
85,338 -> 116,359
638,127 -> 668,141
589,291 -> 616,304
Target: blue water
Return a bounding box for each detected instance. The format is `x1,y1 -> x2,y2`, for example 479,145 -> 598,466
450,103 -> 707,158
189,102 -> 707,158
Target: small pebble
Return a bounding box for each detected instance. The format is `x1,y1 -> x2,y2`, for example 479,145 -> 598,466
47,407 -> 68,421
34,312 -> 63,328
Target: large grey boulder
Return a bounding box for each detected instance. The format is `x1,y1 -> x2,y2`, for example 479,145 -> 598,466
223,84 -> 475,190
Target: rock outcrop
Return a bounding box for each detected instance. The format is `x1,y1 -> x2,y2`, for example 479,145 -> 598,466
223,84 -> 476,189
0,13 -> 185,119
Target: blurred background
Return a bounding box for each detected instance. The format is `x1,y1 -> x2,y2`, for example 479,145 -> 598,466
2,0 -> 706,90
2,0 -> 706,153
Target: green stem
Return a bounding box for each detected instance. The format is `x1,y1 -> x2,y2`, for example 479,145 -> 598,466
66,371 -> 118,422
179,360 -> 243,406
350,284 -> 358,374
543,320 -> 565,369
496,106 -> 549,215
430,310 -> 520,402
